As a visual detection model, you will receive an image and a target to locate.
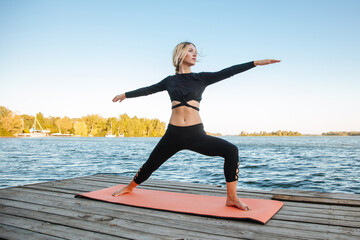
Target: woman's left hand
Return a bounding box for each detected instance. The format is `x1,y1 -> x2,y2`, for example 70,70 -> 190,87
254,59 -> 281,66
112,93 -> 126,103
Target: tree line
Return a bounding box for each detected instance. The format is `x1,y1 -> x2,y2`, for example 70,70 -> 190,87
238,130 -> 302,136
3,105 -> 358,137
0,106 -> 166,137
322,131 -> 360,136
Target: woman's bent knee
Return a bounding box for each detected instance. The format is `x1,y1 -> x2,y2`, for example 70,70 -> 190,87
224,143 -> 238,159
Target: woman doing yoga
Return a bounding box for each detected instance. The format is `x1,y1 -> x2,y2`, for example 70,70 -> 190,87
112,42 -> 280,210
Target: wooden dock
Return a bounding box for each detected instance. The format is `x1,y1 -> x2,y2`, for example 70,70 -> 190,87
0,174 -> 359,239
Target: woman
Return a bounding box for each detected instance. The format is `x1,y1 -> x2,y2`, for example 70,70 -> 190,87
112,42 -> 280,211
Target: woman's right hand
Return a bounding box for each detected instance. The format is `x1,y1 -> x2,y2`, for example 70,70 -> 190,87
112,93 -> 126,103
254,59 -> 281,66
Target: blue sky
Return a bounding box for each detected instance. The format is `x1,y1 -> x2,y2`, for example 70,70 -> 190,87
1,0 -> 359,134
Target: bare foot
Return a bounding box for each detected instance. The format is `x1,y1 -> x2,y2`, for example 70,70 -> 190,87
112,186 -> 133,197
226,197 -> 250,211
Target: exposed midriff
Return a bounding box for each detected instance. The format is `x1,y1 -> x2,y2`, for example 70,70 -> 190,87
169,100 -> 202,126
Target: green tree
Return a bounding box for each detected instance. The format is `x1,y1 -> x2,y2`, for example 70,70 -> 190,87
151,118 -> 165,137
81,114 -> 107,137
57,116 -> 72,134
74,121 -> 88,136
49,116 -> 61,133
106,117 -> 118,135
20,114 -> 34,132
43,116 -> 55,132
0,106 -> 23,136
118,114 -> 130,136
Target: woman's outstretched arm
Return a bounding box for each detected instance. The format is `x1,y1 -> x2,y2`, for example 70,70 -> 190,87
112,76 -> 170,103
201,59 -> 281,86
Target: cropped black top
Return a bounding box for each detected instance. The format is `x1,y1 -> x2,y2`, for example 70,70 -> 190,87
125,61 -> 255,111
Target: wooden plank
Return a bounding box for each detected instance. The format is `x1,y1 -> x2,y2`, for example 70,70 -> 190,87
13,178 -> 360,221
27,177 -> 273,200
12,174 -> 360,215
0,213 -> 125,240
81,174 -> 360,205
43,175 -> 225,193
1,206 -> 199,240
0,200 -> 323,240
76,178 -> 267,198
0,192 -> 272,239
21,183 -> 360,220
40,173 -> 223,192
266,219 -> 360,238
272,194 -> 360,207
16,186 -> 360,225
28,174 -> 360,212
271,188 -> 360,201
21,176 -> 360,215
0,204 -> 248,240
2,187 -> 248,238
281,205 -> 360,217
272,213 -> 360,228
1,187 -> 358,239
22,182 -> 360,215
91,173 -> 224,189
0,224 -> 64,240
57,173 -> 272,197
85,174 -> 275,196
2,174 -> 360,238
277,210 -> 360,223
0,189 -> 318,239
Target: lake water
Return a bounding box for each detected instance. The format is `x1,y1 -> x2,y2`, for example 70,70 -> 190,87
1,136 -> 359,194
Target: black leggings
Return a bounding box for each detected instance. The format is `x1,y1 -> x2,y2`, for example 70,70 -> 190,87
133,123 -> 239,184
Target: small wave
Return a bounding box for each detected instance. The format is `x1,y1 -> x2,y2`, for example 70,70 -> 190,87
242,164 -> 267,169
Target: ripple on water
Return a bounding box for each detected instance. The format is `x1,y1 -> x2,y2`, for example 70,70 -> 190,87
0,136 -> 359,193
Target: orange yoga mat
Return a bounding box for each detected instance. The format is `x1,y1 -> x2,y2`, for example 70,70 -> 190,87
75,184 -> 283,224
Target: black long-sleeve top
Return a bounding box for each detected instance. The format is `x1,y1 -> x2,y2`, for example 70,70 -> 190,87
125,61 -> 256,111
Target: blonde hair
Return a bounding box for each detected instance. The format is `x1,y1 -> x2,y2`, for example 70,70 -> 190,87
172,42 -> 197,74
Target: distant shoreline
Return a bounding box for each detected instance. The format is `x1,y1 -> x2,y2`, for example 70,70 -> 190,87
2,105 -> 359,138
2,135 -> 360,139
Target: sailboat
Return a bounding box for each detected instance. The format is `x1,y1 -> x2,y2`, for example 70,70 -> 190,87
105,122 -> 116,138
30,115 -> 50,137
18,114 -> 49,137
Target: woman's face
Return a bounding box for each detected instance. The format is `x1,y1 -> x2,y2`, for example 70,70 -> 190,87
182,44 -> 197,66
